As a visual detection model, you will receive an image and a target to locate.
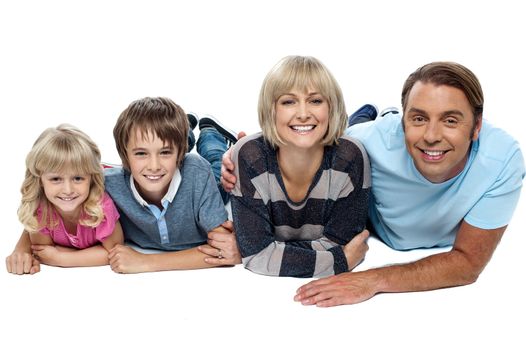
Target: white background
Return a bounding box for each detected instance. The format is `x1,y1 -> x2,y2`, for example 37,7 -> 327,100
1,1 -> 525,349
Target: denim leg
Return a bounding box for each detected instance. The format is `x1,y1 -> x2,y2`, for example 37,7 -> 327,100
348,104 -> 378,127
188,128 -> 196,152
197,128 -> 229,204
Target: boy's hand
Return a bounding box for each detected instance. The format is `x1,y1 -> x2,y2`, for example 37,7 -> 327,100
6,250 -> 40,275
199,221 -> 241,265
108,244 -> 148,273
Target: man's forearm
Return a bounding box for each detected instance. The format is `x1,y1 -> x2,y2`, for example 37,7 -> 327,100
372,249 -> 481,294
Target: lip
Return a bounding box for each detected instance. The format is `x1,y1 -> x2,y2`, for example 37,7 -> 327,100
290,125 -> 316,134
419,148 -> 448,161
143,174 -> 165,181
57,196 -> 78,201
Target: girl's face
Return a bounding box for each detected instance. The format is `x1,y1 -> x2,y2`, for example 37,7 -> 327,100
41,169 -> 91,219
275,87 -> 330,151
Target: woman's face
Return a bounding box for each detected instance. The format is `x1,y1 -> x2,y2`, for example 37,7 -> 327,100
274,87 -> 330,151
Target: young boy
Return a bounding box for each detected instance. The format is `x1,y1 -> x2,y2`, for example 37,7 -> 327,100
6,97 -> 240,274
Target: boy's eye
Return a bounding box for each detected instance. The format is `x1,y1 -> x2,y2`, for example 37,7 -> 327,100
134,151 -> 147,157
160,150 -> 173,156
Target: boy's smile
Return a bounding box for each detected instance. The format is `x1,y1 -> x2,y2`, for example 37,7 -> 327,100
126,128 -> 178,206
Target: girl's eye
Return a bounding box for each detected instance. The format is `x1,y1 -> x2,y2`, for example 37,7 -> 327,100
73,176 -> 85,182
281,99 -> 295,105
310,98 -> 324,104
50,177 -> 62,182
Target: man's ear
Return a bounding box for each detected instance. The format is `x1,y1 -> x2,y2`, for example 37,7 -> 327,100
471,115 -> 483,141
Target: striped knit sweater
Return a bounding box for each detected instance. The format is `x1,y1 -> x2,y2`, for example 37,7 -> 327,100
231,133 -> 371,278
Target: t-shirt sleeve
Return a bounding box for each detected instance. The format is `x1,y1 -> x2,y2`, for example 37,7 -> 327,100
465,148 -> 525,229
96,192 -> 121,242
194,160 -> 228,233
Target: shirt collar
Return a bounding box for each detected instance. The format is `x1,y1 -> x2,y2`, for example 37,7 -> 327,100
129,168 -> 182,207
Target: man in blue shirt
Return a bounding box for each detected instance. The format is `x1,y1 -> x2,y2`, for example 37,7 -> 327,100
291,62 -> 525,306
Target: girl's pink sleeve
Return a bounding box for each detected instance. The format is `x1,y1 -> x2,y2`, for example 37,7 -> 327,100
95,192 -> 120,242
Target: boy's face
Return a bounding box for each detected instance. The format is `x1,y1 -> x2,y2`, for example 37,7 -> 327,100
126,128 -> 178,205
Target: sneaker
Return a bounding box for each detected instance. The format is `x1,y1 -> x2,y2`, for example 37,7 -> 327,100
348,104 -> 378,127
199,114 -> 238,146
187,112 -> 199,130
379,107 -> 400,117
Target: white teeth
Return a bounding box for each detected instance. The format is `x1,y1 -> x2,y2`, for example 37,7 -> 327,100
145,175 -> 162,180
424,150 -> 445,156
291,125 -> 314,132
59,197 -> 75,201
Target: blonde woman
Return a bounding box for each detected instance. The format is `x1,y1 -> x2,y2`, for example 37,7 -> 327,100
229,56 -> 370,278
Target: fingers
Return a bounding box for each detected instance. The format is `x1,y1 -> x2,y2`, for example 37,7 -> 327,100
220,220 -> 234,232
220,149 -> 237,191
30,259 -> 41,274
198,244 -> 222,258
237,131 -> 246,139
204,256 -> 237,266
6,253 -> 35,275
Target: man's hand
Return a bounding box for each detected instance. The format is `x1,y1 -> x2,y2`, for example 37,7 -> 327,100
294,270 -> 380,307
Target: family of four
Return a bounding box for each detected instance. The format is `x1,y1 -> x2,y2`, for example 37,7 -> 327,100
6,56 -> 524,307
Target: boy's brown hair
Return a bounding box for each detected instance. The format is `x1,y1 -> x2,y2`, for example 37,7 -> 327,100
113,97 -> 189,170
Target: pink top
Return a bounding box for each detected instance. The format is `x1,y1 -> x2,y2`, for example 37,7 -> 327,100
38,192 -> 120,249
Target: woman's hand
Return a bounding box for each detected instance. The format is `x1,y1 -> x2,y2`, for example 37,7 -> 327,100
343,230 -> 369,270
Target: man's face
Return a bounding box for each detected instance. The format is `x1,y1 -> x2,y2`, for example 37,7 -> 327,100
403,81 -> 481,183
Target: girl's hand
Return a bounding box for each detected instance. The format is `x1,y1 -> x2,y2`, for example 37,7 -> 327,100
108,244 -> 148,273
31,244 -> 63,266
6,250 -> 40,275
343,230 -> 370,271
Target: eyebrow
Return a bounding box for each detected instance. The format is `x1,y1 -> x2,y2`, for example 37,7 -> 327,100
279,91 -> 322,98
407,107 -> 465,118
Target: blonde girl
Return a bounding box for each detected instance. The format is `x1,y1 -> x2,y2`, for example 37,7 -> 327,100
18,124 -> 123,269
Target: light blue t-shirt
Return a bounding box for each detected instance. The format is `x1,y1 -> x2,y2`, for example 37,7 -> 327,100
346,113 -> 525,250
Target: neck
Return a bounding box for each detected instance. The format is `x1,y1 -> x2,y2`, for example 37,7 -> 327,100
277,145 -> 324,201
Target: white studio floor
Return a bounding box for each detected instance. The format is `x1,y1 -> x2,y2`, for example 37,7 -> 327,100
1,1 -> 525,349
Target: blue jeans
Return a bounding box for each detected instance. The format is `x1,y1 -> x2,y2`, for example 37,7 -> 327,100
196,128 -> 229,204
347,104 -> 378,127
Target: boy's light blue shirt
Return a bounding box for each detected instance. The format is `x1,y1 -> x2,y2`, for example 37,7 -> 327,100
346,113 -> 525,250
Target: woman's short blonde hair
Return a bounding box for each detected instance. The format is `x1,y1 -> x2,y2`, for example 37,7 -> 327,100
18,124 -> 105,233
258,56 -> 348,148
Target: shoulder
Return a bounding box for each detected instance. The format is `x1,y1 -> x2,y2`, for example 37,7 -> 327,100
181,153 -> 213,174
231,133 -> 270,164
104,167 -> 127,184
101,192 -> 118,211
478,121 -> 523,161
331,135 -> 370,171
